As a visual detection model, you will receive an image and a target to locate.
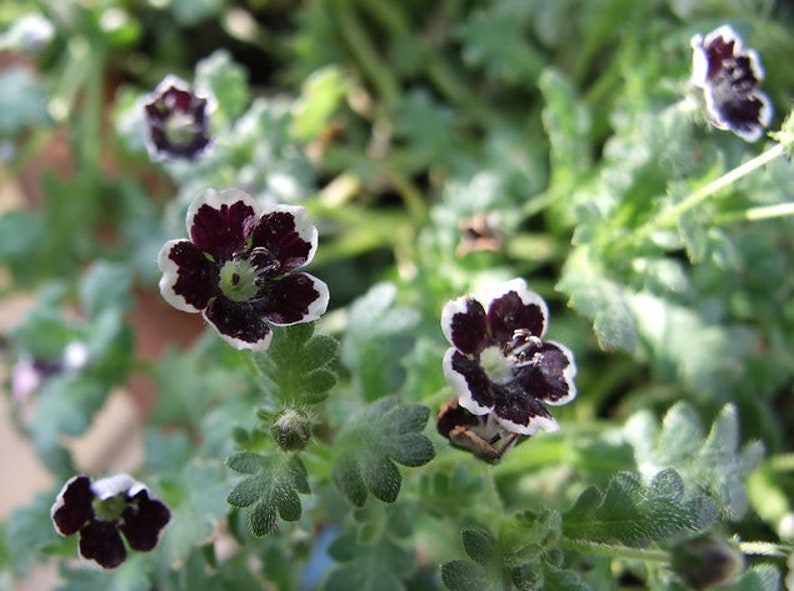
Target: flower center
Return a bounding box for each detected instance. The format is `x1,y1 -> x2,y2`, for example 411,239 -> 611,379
164,111 -> 200,146
219,258 -> 260,302
480,329 -> 544,384
93,494 -> 127,523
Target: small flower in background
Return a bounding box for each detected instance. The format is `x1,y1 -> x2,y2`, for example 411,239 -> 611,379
50,474 -> 171,569
11,341 -> 89,403
158,188 -> 329,350
456,213 -> 503,257
440,278 -> 576,442
690,25 -> 772,142
142,75 -> 214,161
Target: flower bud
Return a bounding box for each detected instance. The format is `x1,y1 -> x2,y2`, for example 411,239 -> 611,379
670,534 -> 744,590
272,409 -> 311,451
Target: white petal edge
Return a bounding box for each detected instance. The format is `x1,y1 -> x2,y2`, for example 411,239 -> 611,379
92,473 -> 145,500
440,294 -> 477,348
544,340 -> 578,406
496,412 -> 559,436
267,274 -> 330,327
442,347 -> 492,416
204,312 -> 274,352
157,239 -> 202,314
260,203 -> 320,266
185,187 -> 259,235
480,277 -> 549,338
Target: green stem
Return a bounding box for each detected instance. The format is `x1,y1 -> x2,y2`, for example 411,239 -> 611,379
332,0 -> 399,104
560,539 -> 669,563
766,453 -> 794,472
625,142 -> 786,247
714,201 -> 794,225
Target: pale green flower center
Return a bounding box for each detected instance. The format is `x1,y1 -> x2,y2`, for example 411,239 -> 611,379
219,259 -> 259,302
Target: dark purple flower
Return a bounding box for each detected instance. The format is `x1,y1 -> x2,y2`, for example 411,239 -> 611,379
50,474 -> 171,569
158,188 -> 329,350
11,341 -> 89,403
142,75 -> 214,161
441,278 -> 576,436
691,25 -> 772,142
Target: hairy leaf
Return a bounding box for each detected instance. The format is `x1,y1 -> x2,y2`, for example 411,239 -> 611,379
226,452 -> 310,536
253,322 -> 338,405
563,469 -> 716,546
332,397 -> 434,506
624,403 -> 764,520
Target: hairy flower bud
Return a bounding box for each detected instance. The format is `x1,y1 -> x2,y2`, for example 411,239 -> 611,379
272,409 -> 311,451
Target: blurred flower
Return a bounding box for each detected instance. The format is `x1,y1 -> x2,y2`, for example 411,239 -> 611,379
158,188 -> 329,350
441,278 -> 576,436
11,341 -> 89,403
0,13 -> 55,52
456,213 -> 503,257
142,75 -> 214,160
51,474 -> 171,569
691,25 -> 772,142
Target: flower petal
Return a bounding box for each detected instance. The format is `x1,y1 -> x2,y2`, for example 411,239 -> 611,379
51,475 -> 94,537
186,188 -> 257,261
203,296 -> 273,350
158,239 -> 218,313
248,205 -> 318,273
704,88 -> 771,143
120,490 -> 171,552
256,273 -> 329,325
79,520 -> 127,569
492,390 -> 559,436
91,473 -> 141,500
484,278 -> 548,343
514,340 -> 577,406
443,348 -> 494,415
441,295 -> 490,356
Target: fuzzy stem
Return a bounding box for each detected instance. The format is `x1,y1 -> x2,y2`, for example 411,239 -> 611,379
626,142 -> 786,246
560,539 -> 670,563
715,201 -> 794,225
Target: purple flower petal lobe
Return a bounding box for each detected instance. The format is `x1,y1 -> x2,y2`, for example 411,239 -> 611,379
204,296 -> 273,350
51,475 -> 95,537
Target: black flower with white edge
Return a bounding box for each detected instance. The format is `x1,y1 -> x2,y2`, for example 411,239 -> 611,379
158,188 -> 329,350
690,25 -> 772,142
441,278 -> 576,438
50,474 -> 171,569
142,74 -> 214,161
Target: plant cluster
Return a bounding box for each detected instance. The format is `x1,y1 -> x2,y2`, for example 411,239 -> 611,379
1,1 -> 794,590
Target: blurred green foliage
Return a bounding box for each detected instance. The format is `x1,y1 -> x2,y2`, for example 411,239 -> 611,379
1,0 -> 794,589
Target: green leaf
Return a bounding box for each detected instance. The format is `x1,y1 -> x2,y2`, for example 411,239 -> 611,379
252,323 -> 338,405
627,292 -> 757,402
441,560 -> 496,591
77,261 -> 133,319
462,529 -> 500,567
341,283 -> 420,400
56,553 -> 151,591
558,248 -> 638,352
332,397 -> 434,506
623,403 -> 764,520
325,515 -> 416,591
539,68 -> 592,201
0,67 -> 51,134
563,469 -> 716,547
290,66 -> 348,141
727,564 -> 781,591
226,452 -> 310,536
194,49 -> 250,126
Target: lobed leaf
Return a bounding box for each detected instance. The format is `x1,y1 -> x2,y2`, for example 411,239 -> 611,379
563,468 -> 716,547
332,397 -> 434,506
225,453 -> 310,536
